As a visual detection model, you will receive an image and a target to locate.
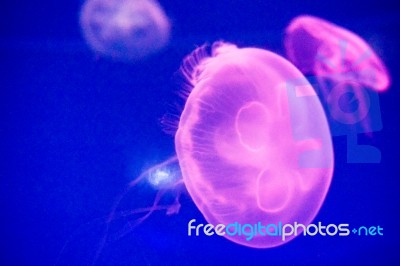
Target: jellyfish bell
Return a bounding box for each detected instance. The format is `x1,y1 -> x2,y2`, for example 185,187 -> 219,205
284,15 -> 391,136
118,156 -> 184,221
80,0 -> 171,62
148,168 -> 174,188
284,15 -> 390,92
175,42 -> 334,248
147,160 -> 182,194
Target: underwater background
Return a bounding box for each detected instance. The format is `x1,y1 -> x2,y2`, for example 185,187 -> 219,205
1,0 -> 399,265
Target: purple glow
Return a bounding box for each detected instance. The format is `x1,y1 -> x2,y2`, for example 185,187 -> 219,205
175,42 -> 334,248
80,0 -> 170,61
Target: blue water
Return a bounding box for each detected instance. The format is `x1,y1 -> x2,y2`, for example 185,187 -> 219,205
1,0 -> 399,265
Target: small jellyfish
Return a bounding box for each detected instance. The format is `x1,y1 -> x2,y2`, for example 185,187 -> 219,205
80,0 -> 171,61
55,155 -> 185,265
85,157 -> 184,264
175,42 -> 334,248
284,15 -> 390,92
284,15 -> 391,163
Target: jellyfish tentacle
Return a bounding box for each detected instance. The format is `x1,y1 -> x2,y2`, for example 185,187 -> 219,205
92,155 -> 180,264
108,180 -> 184,243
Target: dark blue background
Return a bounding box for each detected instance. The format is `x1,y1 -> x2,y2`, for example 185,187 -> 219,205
1,0 -> 399,265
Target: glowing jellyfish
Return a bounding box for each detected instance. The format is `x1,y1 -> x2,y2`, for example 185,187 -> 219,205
80,0 -> 171,61
284,15 -> 391,163
175,42 -> 334,248
58,42 -> 335,264
55,155 -> 185,265
284,15 -> 390,131
284,15 -> 390,92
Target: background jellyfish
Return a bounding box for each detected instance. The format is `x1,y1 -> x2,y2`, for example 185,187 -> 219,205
284,15 -> 390,91
284,15 -> 391,163
175,42 -> 334,248
80,0 -> 171,62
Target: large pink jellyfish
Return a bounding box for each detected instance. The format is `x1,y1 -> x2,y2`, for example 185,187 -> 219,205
284,15 -> 391,163
80,0 -> 170,61
175,42 -> 334,248
59,43 -> 334,263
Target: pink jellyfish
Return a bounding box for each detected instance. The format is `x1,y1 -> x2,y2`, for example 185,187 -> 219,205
80,0 -> 171,62
284,15 -> 390,133
175,42 -> 334,248
284,15 -> 391,163
284,15 -> 390,91
69,43 -> 334,262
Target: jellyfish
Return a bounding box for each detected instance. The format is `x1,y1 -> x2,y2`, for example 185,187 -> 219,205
58,43 -> 334,263
174,42 -> 334,248
284,15 -> 391,163
55,156 -> 186,265
284,15 -> 390,92
79,0 -> 171,62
